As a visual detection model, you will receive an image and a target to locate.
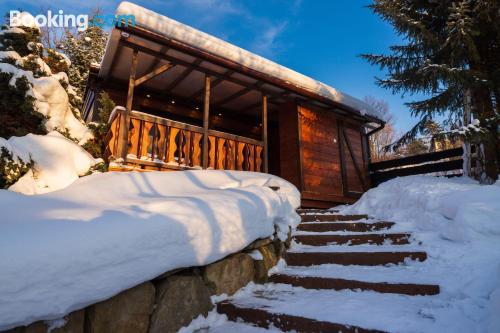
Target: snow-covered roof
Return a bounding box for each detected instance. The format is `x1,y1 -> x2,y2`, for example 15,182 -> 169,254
100,2 -> 382,122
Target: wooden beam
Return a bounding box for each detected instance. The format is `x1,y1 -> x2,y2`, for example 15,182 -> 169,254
202,75 -> 211,169
144,45 -> 169,74
121,40 -> 279,98
208,129 -> 263,147
214,83 -> 262,107
118,49 -> 139,160
371,159 -> 463,186
189,70 -> 234,100
369,147 -> 464,171
238,94 -> 284,113
164,59 -> 203,93
262,94 -> 269,173
135,63 -> 174,87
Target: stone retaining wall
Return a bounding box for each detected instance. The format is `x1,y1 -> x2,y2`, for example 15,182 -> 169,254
4,236 -> 288,333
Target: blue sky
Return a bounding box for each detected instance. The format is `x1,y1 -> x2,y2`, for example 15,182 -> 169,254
1,0 -> 423,132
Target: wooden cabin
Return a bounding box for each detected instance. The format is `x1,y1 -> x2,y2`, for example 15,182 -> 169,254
83,2 -> 385,208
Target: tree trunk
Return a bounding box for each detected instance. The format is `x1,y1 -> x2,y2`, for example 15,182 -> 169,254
462,90 -> 472,177
473,88 -> 499,184
478,133 -> 499,184
494,90 -> 500,172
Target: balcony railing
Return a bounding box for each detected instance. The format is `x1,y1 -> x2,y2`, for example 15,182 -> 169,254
107,108 -> 265,172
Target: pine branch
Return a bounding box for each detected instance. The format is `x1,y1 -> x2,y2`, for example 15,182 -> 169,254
369,0 -> 441,44
384,115 -> 431,152
405,86 -> 463,117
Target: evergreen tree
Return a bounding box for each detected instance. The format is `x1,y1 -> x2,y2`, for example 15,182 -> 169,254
0,22 -> 46,137
0,147 -> 33,189
1,13 -> 91,142
404,139 -> 428,156
82,92 -> 115,163
59,13 -> 108,102
362,0 -> 499,183
422,119 -> 457,151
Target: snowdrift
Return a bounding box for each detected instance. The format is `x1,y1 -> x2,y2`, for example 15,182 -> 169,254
0,170 -> 300,330
0,132 -> 100,194
342,176 -> 500,332
344,175 -> 500,241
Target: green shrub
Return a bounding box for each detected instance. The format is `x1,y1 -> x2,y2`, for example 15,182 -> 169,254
0,73 -> 46,138
82,92 -> 115,164
0,147 -> 34,188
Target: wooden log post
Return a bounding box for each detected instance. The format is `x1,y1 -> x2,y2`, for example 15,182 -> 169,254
202,75 -> 211,169
118,49 -> 139,160
463,89 -> 472,177
262,94 -> 269,173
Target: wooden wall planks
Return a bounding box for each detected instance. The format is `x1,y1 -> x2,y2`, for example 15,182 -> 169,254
298,106 -> 343,197
278,102 -> 302,189
277,103 -> 370,207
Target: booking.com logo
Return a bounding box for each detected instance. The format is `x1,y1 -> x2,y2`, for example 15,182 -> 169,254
9,10 -> 136,32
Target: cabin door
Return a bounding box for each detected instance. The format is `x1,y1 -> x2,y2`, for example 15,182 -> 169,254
298,106 -> 343,201
338,122 -> 369,196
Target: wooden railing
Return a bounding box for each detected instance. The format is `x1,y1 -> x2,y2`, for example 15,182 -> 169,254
369,147 -> 464,186
107,108 -> 265,172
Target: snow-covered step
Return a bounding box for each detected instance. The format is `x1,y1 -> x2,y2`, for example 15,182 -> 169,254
268,274 -> 439,296
278,263 -> 440,286
297,221 -> 395,232
195,320 -> 282,332
217,284 -> 440,333
293,228 -> 406,236
293,233 -> 411,246
284,251 -> 427,266
295,229 -> 399,236
297,208 -> 338,215
300,214 -> 369,222
217,301 -> 383,333
289,243 -> 424,253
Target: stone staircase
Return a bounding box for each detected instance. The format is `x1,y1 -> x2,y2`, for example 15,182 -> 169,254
215,209 -> 440,333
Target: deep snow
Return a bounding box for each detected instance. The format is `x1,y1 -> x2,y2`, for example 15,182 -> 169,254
0,132 -> 100,194
0,170 -> 300,331
182,175 -> 500,333
343,176 -> 500,332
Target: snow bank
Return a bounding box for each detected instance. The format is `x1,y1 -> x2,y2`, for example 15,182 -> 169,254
0,132 -> 99,194
342,176 -> 500,332
0,170 -> 300,330
344,176 -> 500,241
